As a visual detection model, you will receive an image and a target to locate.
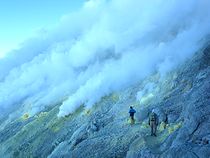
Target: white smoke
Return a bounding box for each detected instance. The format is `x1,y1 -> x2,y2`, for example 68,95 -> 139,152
0,0 -> 210,117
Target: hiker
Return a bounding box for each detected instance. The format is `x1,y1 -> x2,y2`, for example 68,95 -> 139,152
129,106 -> 136,124
163,113 -> 168,129
149,109 -> 159,136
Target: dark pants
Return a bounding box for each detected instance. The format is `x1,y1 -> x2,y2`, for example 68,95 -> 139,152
150,121 -> 157,136
130,115 -> 135,124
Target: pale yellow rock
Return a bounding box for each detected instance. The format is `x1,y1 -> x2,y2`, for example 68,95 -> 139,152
22,113 -> 30,120
159,122 -> 166,132
112,93 -> 119,102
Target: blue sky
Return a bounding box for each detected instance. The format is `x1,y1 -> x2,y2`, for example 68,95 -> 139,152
0,0 -> 85,57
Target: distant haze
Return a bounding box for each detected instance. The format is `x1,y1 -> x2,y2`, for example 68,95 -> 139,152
0,0 -> 210,117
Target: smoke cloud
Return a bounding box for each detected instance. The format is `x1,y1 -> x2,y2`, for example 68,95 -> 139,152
0,0 -> 210,117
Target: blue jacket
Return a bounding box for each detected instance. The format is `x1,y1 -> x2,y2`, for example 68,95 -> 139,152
129,109 -> 136,116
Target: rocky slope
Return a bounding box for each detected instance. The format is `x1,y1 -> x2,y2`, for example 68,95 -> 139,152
0,44 -> 210,158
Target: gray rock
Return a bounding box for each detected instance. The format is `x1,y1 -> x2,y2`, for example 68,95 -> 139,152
1,44 -> 210,158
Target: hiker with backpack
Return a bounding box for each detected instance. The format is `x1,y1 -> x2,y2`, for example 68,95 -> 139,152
149,109 -> 159,136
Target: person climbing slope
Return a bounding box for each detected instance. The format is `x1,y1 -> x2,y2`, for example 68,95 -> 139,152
163,113 -> 168,129
129,106 -> 136,124
149,109 -> 159,136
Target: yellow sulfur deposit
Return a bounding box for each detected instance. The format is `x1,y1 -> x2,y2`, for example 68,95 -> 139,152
127,118 -> 136,125
38,112 -> 48,118
174,122 -> 182,130
159,122 -> 166,132
141,121 -> 150,129
22,113 -> 30,120
112,93 -> 119,102
84,109 -> 91,115
168,122 -> 182,134
50,124 -> 61,133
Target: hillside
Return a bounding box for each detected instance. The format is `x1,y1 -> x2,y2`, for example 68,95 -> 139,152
0,43 -> 209,158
